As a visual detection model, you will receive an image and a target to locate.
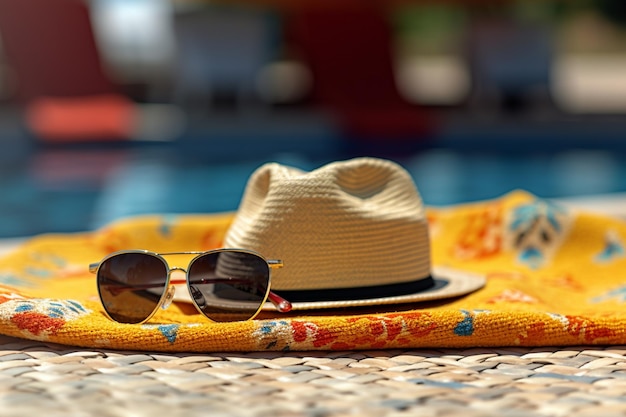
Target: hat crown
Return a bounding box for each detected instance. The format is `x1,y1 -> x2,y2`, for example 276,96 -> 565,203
224,157 -> 431,291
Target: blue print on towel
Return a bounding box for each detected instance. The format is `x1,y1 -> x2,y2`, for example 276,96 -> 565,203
591,286 -> 626,304
15,304 -> 33,313
454,310 -> 491,336
454,310 -> 474,336
0,273 -> 35,288
158,324 -> 180,343
254,320 -> 291,350
30,253 -> 67,269
518,247 -> 543,270
9,298 -> 89,320
595,230 -> 625,263
25,268 -> 54,279
509,200 -> 568,269
159,215 -> 178,238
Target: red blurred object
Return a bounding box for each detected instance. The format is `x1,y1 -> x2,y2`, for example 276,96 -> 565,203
0,0 -> 135,142
287,6 -> 436,141
0,0 -> 116,101
25,95 -> 135,142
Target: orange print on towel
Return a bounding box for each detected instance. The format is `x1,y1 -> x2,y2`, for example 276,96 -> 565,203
454,203 -> 503,260
566,316 -> 616,344
487,289 -> 538,304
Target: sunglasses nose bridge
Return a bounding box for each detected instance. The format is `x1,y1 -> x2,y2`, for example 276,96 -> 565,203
169,266 -> 187,274
168,266 -> 188,284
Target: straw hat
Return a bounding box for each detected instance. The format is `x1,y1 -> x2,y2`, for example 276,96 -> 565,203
224,157 -> 485,310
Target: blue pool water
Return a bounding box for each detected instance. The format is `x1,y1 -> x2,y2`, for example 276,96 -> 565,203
1,145 -> 626,239
1,112 -> 626,238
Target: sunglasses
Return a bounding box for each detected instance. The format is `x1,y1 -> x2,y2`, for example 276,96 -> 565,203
89,249 -> 292,324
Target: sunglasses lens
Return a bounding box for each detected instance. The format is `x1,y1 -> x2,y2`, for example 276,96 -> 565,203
187,251 -> 270,322
97,253 -> 169,324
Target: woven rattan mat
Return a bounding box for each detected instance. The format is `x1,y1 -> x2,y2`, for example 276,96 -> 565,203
0,335 -> 624,417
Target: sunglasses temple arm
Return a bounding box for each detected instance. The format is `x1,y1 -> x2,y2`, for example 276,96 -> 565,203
268,291 -> 292,313
168,277 -> 292,313
266,259 -> 291,312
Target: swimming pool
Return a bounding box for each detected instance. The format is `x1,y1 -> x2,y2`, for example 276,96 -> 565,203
1,111 -> 626,238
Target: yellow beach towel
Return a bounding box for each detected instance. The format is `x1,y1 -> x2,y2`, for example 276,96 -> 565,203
0,191 -> 624,352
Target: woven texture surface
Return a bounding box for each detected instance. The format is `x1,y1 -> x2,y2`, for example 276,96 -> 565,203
0,191 -> 625,351
0,335 -> 625,416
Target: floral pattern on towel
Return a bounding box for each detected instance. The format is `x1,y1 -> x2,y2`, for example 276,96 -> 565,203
0,192 -> 623,352
507,199 -> 571,269
0,290 -> 90,339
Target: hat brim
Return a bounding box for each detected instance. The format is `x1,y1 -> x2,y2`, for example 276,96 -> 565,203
173,266 -> 485,312
264,266 -> 485,311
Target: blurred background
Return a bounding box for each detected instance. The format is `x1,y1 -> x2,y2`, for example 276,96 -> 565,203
0,0 -> 626,238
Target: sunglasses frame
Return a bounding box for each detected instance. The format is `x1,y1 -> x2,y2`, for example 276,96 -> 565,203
90,248 -> 290,324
